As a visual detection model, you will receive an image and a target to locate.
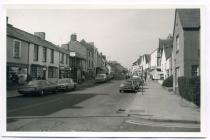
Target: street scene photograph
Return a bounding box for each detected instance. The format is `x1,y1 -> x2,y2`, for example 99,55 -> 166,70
5,8 -> 201,134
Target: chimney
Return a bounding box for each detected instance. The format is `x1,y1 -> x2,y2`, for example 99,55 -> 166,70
34,32 -> 45,40
71,33 -> 77,41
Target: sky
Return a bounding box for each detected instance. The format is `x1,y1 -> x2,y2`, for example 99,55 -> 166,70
7,9 -> 175,68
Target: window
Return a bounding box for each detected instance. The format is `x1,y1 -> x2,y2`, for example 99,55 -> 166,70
31,66 -> 37,78
48,67 -> 58,78
13,40 -> 21,58
66,54 -> 68,65
192,65 -> 199,77
43,47 -> 47,62
60,53 -> 64,64
34,44 -> 39,61
175,67 -> 180,86
176,35 -> 180,52
50,49 -> 54,63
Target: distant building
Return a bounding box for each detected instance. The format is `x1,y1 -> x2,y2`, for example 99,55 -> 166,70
160,44 -> 173,80
61,34 -> 87,83
158,36 -> 173,80
80,40 -> 94,80
172,9 -> 200,93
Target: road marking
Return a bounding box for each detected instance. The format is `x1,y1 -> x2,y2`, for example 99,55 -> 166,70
125,120 -> 200,129
7,115 -> 129,119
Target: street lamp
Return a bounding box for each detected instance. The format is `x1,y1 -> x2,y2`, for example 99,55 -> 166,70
70,52 -> 76,82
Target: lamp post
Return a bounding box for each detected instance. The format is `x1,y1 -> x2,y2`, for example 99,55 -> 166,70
70,52 -> 76,82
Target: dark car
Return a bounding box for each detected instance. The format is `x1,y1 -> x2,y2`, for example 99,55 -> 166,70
57,78 -> 77,91
18,80 -> 58,96
119,80 -> 138,93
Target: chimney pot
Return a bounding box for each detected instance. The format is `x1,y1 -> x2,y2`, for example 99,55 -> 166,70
71,33 -> 77,41
34,32 -> 45,40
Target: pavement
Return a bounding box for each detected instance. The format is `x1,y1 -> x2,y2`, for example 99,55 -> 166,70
125,79 -> 200,124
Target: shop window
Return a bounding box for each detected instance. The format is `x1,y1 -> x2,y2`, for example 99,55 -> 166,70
31,66 -> 37,78
13,40 -> 21,58
48,67 -> 58,78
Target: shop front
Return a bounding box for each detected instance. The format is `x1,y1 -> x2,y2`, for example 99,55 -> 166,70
59,66 -> 71,79
7,62 -> 28,86
30,64 -> 47,80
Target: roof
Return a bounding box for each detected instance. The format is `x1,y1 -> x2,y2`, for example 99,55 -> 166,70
163,46 -> 173,60
177,9 -> 200,29
132,61 -> 138,66
7,24 -> 68,54
159,37 -> 173,51
137,56 -> 142,65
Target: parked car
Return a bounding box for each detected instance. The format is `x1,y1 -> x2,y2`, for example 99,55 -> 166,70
119,80 -> 138,93
57,78 -> 77,91
131,76 -> 144,87
17,80 -> 58,96
95,74 -> 107,83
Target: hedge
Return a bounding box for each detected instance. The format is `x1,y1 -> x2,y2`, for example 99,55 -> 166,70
178,76 -> 200,107
162,75 -> 173,87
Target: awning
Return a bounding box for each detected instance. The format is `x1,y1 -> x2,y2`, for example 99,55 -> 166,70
7,62 -> 28,68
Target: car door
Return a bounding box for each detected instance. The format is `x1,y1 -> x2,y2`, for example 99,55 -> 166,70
45,81 -> 54,92
69,79 -> 74,89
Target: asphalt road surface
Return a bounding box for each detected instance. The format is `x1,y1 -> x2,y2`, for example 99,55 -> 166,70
7,80 -> 200,132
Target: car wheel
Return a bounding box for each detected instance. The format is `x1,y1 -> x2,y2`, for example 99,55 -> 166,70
73,85 -> 76,91
65,86 -> 69,92
39,90 -> 44,96
119,90 -> 121,93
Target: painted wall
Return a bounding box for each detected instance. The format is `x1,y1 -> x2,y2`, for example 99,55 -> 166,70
28,43 -> 59,82
172,12 -> 185,91
184,30 -> 200,78
7,36 -> 29,65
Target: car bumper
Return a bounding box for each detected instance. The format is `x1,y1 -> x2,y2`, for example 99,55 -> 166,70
18,90 -> 39,94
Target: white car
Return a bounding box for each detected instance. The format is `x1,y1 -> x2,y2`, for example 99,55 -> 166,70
57,78 -> 77,91
95,74 -> 107,83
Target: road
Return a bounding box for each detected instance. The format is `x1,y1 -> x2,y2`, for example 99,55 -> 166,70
7,80 -> 199,132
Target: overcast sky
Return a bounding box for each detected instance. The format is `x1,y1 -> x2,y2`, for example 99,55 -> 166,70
7,9 -> 175,68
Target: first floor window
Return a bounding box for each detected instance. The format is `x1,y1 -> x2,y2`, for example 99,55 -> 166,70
34,44 -> 39,61
192,65 -> 199,77
43,47 -> 47,62
13,40 -> 21,58
50,49 -> 54,63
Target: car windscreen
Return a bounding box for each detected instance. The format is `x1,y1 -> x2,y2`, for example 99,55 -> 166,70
58,79 -> 66,83
97,74 -> 105,78
28,81 -> 43,86
122,81 -> 132,86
